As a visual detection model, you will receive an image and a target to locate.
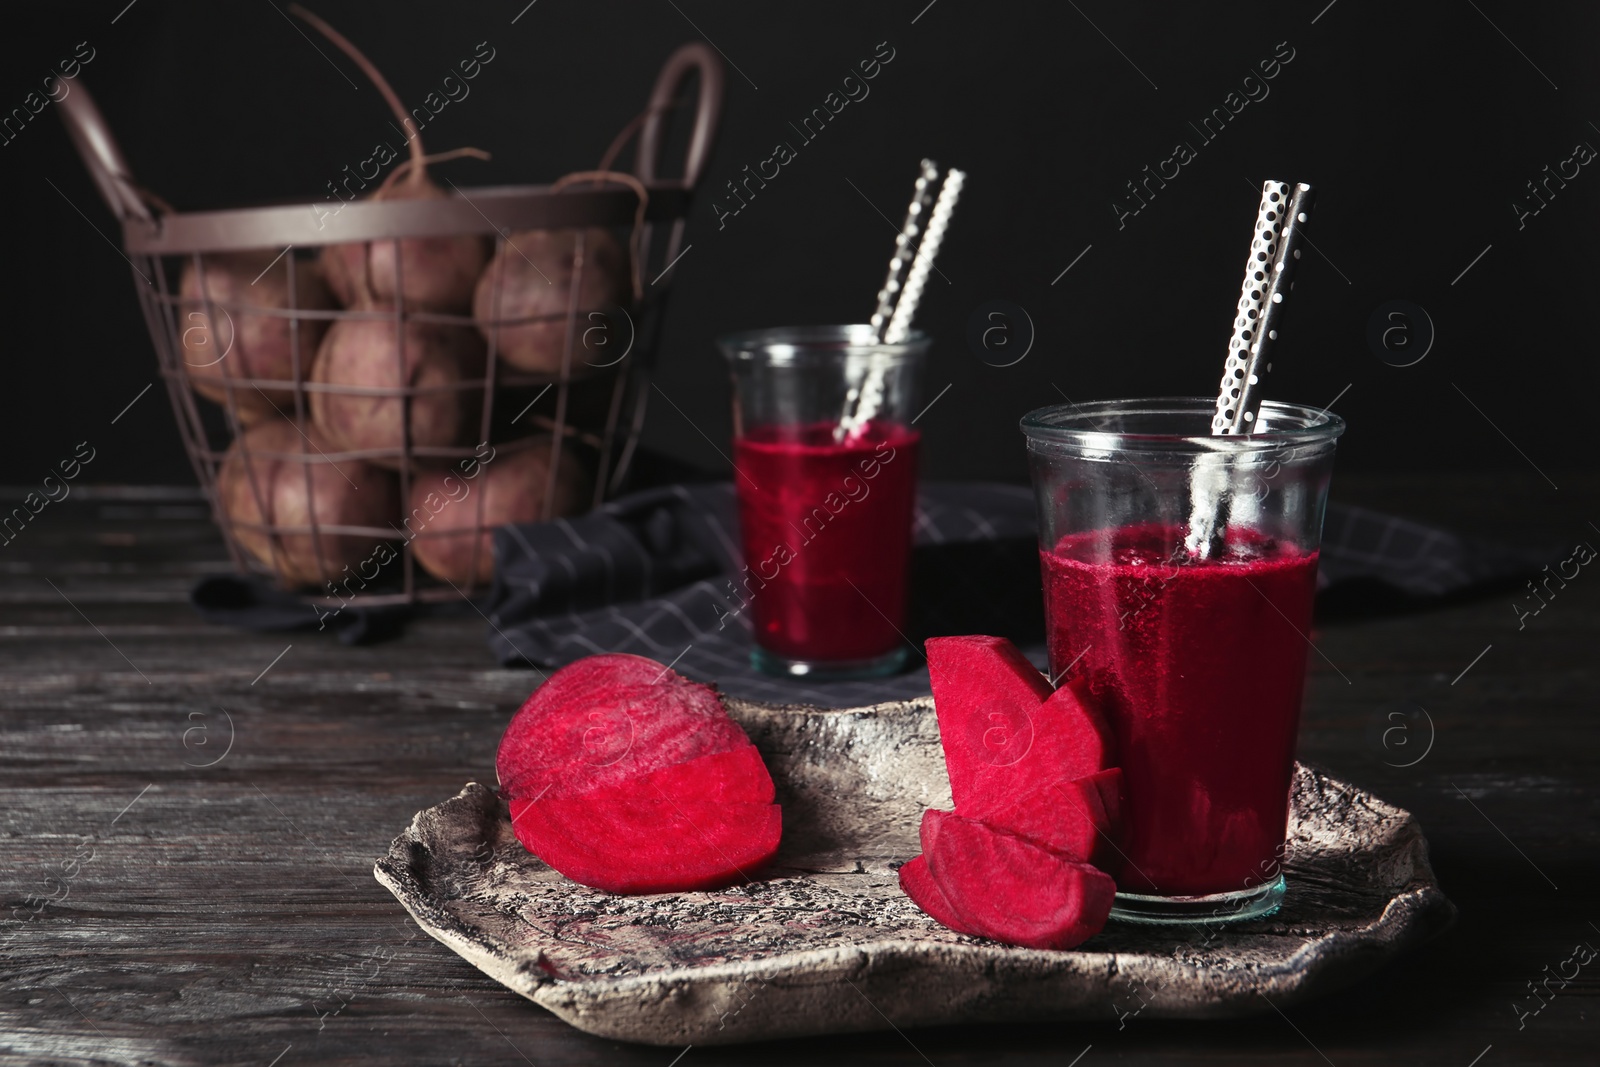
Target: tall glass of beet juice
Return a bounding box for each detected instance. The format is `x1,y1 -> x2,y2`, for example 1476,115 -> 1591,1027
719,325 -> 928,679
1021,398 -> 1344,924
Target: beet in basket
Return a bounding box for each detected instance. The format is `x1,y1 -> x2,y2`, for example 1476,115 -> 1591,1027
58,29 -> 724,608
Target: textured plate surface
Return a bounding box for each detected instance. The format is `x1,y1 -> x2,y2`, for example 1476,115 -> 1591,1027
374,696 -> 1454,1046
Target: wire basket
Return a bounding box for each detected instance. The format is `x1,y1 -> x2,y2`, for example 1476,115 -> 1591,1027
59,42 -> 723,608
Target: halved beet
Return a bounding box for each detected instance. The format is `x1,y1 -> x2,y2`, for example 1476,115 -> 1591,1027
897,855 -> 970,934
923,811 -> 1115,950
496,653 -> 751,801
926,636 -> 1116,816
510,790 -> 781,894
495,653 -> 784,894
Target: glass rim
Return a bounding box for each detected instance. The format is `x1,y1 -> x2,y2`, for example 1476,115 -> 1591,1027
717,324 -> 931,364
1020,397 -> 1345,454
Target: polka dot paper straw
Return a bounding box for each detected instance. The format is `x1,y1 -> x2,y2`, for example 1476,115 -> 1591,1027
1211,181 -> 1289,434
884,167 -> 964,345
1190,179 -> 1316,558
868,159 -> 941,344
840,159 -> 965,442
1213,181 -> 1316,435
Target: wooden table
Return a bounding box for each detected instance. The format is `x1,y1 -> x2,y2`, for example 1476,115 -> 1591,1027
4,474 -> 1596,1066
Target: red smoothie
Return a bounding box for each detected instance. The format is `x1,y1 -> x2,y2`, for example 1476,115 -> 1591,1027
733,421 -> 919,662
1042,524 -> 1319,896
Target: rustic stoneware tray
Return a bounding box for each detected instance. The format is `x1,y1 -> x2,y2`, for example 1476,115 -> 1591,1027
375,696 -> 1455,1046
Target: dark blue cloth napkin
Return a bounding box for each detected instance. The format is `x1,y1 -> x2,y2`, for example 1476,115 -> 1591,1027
479,483 -> 1546,708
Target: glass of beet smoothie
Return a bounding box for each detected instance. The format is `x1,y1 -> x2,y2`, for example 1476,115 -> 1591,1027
719,325 -> 928,679
1021,397 -> 1344,924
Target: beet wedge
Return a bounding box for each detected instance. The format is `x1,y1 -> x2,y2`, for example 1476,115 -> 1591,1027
897,854 -> 972,934
922,810 -> 1116,950
496,653 -> 751,802
925,635 -> 1053,810
510,790 -> 782,894
926,636 -> 1117,817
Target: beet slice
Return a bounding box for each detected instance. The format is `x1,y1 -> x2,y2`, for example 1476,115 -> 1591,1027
923,811 -> 1116,950
496,653 -> 751,801
924,767 -> 1124,869
926,636 -> 1117,817
972,775 -> 1112,866
897,854 -> 972,934
509,791 -> 781,893
925,635 -> 1053,810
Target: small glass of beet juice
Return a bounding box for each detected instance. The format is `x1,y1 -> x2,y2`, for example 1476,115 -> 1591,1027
719,325 -> 928,679
1021,398 -> 1344,924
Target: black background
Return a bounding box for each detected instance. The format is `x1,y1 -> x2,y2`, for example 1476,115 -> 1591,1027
3,1 -> 1595,489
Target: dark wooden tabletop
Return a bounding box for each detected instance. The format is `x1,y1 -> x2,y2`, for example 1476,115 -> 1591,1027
3,472 -> 1597,1067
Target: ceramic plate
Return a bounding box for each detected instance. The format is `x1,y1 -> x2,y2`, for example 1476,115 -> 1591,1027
375,696 -> 1453,1046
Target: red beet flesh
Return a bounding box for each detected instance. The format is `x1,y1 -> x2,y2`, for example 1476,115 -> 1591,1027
1031,676 -> 1118,785
922,812 -> 1116,950
620,744 -> 777,806
953,768 -> 1122,868
496,654 -> 782,894
925,635 -> 1053,812
509,792 -> 781,895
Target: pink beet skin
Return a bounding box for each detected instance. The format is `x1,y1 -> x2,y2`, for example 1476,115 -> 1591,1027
922,812 -> 1116,950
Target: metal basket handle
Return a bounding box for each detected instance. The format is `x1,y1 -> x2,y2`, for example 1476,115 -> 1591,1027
636,42 -> 723,188
55,80 -> 154,224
